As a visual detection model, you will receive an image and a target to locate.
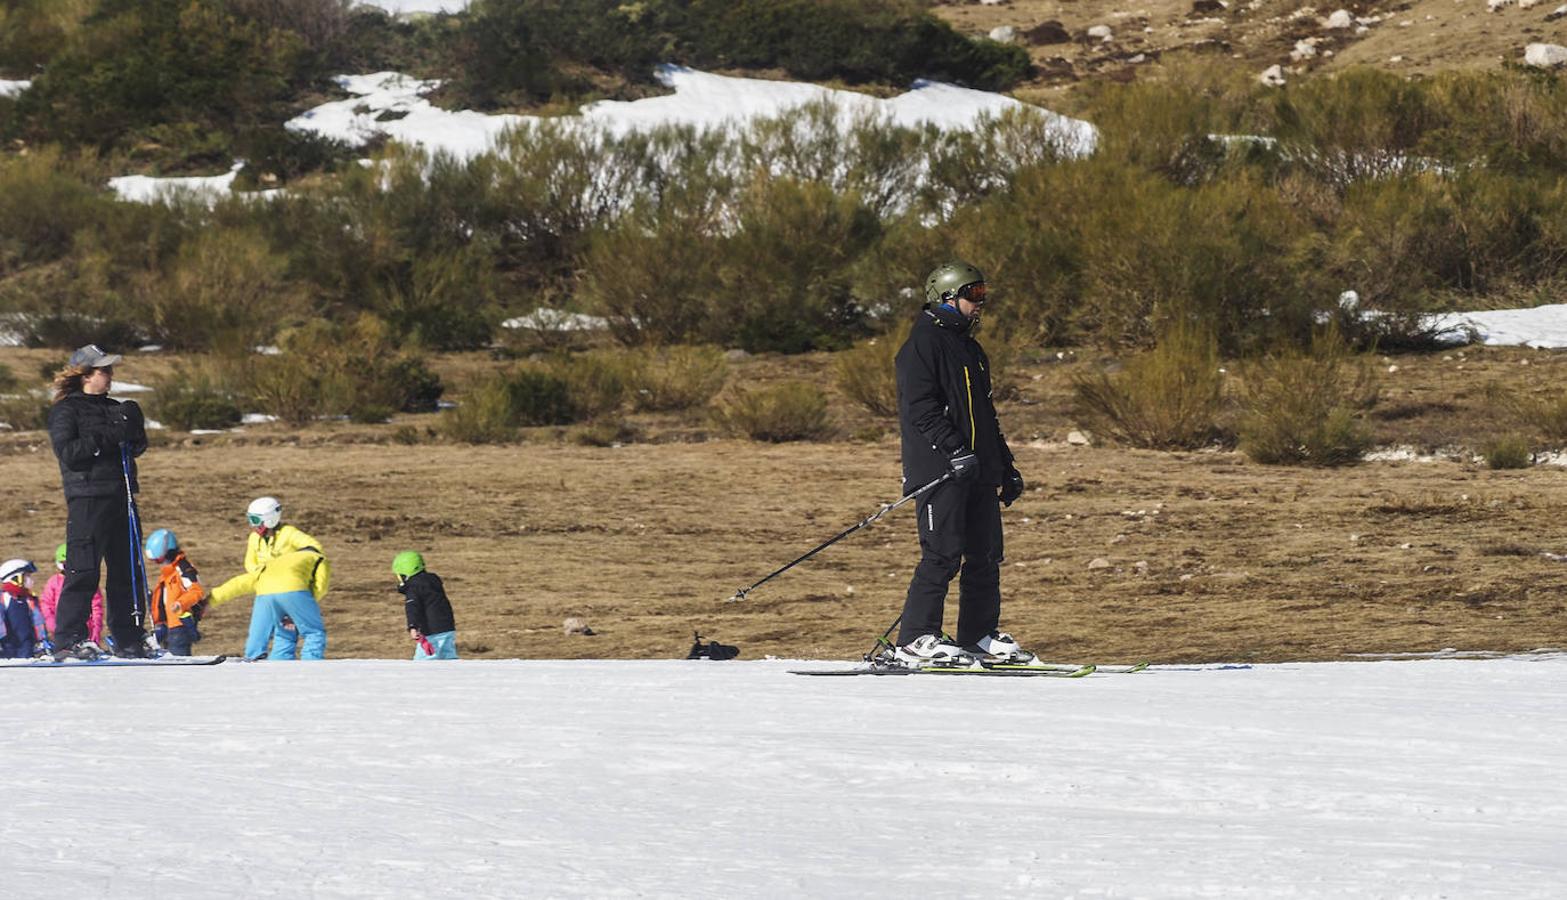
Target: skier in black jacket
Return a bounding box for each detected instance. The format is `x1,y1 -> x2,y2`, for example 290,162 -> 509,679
890,261 -> 1033,667
47,344 -> 151,660
394,551 -> 458,659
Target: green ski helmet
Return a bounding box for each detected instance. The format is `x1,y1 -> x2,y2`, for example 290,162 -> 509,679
392,551 -> 426,578
924,260 -> 986,305
55,543 -> 68,565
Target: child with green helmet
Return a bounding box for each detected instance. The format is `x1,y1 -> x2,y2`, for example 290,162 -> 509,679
38,542 -> 105,648
394,551 -> 457,660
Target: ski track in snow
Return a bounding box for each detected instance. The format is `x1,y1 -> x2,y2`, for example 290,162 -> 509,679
3,657 -> 1563,898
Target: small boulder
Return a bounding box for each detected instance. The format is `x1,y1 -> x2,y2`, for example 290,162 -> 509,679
1259,64 -> 1287,86
989,25 -> 1018,43
1086,24 -> 1114,42
1024,20 -> 1071,44
1525,42 -> 1567,67
1087,557 -> 1112,571
1066,430 -> 1092,446
563,617 -> 595,636
1547,5 -> 1567,21
1324,9 -> 1354,28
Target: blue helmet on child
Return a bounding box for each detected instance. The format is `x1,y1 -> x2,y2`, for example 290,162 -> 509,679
144,529 -> 179,561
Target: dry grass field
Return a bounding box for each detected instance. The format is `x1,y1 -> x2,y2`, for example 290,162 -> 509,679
1,342 -> 1565,664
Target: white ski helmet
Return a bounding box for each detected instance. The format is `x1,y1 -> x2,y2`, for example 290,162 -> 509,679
0,558 -> 37,584
246,496 -> 283,530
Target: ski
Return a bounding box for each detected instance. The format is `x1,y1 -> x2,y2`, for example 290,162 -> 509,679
0,654 -> 227,669
791,663 -> 1095,678
990,660 -> 1150,675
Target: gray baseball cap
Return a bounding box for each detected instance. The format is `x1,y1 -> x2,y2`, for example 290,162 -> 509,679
68,344 -> 122,369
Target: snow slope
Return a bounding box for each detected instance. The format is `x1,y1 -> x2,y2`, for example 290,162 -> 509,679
4,657 -> 1562,898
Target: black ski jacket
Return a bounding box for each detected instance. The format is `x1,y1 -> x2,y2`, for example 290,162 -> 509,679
400,570 -> 456,636
48,392 -> 147,500
895,304 -> 1014,488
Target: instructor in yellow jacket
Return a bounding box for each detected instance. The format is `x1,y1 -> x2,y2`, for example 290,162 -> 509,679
210,496 -> 331,660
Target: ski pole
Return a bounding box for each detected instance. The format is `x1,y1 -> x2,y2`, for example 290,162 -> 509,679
121,443 -> 148,631
863,612 -> 902,662
726,471 -> 953,603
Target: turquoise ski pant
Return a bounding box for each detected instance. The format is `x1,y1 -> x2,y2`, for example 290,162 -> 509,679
414,630 -> 458,660
244,590 -> 326,660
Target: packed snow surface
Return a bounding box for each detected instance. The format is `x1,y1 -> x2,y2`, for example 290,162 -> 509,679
4,656 -> 1563,897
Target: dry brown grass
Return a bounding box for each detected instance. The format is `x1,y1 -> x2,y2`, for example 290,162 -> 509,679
2,343 -> 1565,664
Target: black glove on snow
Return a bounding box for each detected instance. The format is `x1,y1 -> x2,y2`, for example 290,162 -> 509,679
949,451 -> 980,481
1000,468 -> 1025,507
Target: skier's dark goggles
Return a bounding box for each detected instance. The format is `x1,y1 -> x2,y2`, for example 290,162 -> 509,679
959,282 -> 988,303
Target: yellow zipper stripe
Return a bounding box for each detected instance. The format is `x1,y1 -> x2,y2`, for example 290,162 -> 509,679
963,365 -> 976,448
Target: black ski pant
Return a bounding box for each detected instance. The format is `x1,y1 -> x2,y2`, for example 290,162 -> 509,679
897,479 -> 1003,647
56,493 -> 143,650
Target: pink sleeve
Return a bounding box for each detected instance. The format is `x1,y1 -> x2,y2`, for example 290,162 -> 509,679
88,591 -> 105,644
39,575 -> 62,634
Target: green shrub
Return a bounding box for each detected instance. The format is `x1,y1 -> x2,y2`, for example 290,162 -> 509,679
1237,330 -> 1377,466
546,351 -> 634,420
570,419 -> 639,447
1481,434 -> 1533,470
0,364 -> 17,394
834,318 -> 908,418
632,345 -> 729,412
228,315 -> 444,425
150,366 -> 243,431
440,374 -> 520,444
718,381 -> 832,442
504,368 -> 577,426
0,391 -> 51,432
140,226 -> 303,350
1071,324 -> 1225,450
1491,384 -> 1567,446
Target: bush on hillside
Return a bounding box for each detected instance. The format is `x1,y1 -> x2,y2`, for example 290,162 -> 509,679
717,381 -> 832,442
1071,323 -> 1225,450
150,366 -> 243,431
1481,434 -> 1532,470
631,345 -> 729,412
834,317 -> 910,418
228,315 -> 444,425
1237,329 -> 1377,466
9,0 -> 325,167
139,226 -> 303,350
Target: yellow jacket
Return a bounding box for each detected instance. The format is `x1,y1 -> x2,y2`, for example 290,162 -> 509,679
210,524 -> 330,605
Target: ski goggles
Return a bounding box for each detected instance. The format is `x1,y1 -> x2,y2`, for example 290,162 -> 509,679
959,282 -> 989,303
246,513 -> 268,527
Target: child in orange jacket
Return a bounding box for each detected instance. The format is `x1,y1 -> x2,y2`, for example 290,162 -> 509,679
144,529 -> 207,656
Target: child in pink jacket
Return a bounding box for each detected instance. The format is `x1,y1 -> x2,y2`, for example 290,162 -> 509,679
39,543 -> 104,645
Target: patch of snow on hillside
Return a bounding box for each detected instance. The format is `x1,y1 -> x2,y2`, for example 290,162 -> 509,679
354,0 -> 471,13
1426,303 -> 1567,348
0,79 -> 31,98
286,66 -> 1097,162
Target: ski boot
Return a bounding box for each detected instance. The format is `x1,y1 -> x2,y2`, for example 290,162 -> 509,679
892,634 -> 978,669
966,631 -> 1037,665
52,640 -> 106,662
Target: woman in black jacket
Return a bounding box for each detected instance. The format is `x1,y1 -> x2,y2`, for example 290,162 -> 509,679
47,344 -> 150,660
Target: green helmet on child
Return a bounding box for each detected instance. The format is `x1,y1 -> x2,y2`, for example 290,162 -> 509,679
392,551 -> 425,578
55,543 -> 68,565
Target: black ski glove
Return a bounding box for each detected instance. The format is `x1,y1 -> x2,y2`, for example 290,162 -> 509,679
1000,468 -> 1025,507
949,451 -> 980,481
114,400 -> 148,453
